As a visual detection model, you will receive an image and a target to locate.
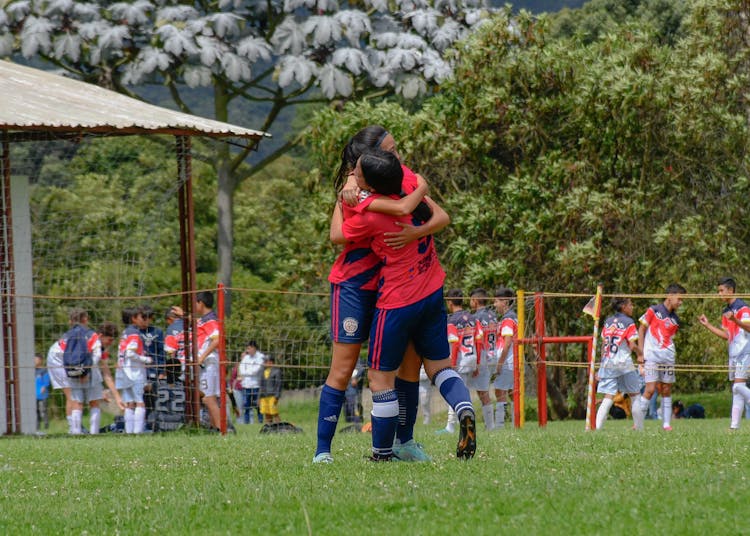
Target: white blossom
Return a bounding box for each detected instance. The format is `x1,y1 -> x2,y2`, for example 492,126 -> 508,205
331,47 -> 369,75
157,5 -> 199,23
110,1 -> 153,26
317,62 -> 352,98
431,19 -> 463,51
97,25 -> 130,51
277,55 -> 316,87
196,35 -> 227,67
157,24 -> 198,56
184,65 -> 212,87
236,36 -> 272,63
205,12 -> 242,38
20,16 -> 53,57
271,17 -> 306,56
52,32 -> 81,61
221,52 -> 252,82
334,10 -> 371,45
396,74 -> 426,99
302,16 -> 342,47
43,0 -> 75,17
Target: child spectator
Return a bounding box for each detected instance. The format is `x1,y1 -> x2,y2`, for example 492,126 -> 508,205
239,340 -> 266,424
260,355 -> 282,424
34,353 -> 50,432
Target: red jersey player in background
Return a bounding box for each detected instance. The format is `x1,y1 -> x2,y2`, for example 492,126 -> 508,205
441,289 -> 481,434
636,283 -> 686,431
699,277 -> 750,430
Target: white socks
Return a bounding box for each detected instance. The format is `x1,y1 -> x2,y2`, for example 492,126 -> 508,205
481,403 -> 494,431
596,398 -> 614,430
70,409 -> 82,435
134,407 -> 146,434
495,402 -> 506,428
631,395 -> 645,430
124,408 -> 135,434
731,383 -> 750,428
89,408 -> 101,435
662,397 -> 672,428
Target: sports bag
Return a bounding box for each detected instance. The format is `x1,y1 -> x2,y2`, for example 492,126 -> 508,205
62,324 -> 94,378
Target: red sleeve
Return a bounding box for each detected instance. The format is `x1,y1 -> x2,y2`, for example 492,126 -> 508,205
447,323 -> 459,366
474,323 -> 484,364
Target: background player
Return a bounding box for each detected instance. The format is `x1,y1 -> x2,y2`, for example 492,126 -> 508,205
470,288 -> 498,431
595,298 -> 644,430
492,287 -> 518,429
441,289 -> 480,434
636,283 -> 686,431
698,277 -> 750,430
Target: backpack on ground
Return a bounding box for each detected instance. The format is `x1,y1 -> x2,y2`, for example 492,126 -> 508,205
62,324 -> 94,378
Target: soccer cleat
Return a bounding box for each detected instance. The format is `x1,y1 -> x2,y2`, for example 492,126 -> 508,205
662,425 -> 673,431
312,452 -> 334,464
392,439 -> 432,462
435,427 -> 454,435
456,413 -> 477,459
366,453 -> 393,462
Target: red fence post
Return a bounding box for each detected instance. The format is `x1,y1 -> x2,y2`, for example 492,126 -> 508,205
534,293 -> 548,427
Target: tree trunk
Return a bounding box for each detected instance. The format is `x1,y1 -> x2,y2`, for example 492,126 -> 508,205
216,162 -> 234,301
214,81 -> 234,314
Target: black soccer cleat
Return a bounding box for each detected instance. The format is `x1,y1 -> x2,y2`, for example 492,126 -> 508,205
456,413 -> 476,460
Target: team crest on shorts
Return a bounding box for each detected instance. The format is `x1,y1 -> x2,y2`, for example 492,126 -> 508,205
343,317 -> 359,336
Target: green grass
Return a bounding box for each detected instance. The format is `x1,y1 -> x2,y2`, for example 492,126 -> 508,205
2,398 -> 750,535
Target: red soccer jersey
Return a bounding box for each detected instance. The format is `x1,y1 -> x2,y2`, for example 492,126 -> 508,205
342,214 -> 444,309
639,303 -> 680,361
722,298 -> 750,359
197,311 -> 219,352
328,166 -> 420,292
496,310 -> 519,369
118,325 -> 144,367
447,310 -> 480,371
473,307 -> 496,363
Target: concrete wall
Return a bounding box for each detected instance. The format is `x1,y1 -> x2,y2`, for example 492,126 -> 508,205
0,173 -> 36,434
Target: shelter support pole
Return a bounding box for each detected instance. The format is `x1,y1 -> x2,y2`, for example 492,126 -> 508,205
0,137 -> 20,433
176,136 -> 200,426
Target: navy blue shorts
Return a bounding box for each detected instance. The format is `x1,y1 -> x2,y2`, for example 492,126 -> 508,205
368,288 -> 449,371
330,283 -> 376,344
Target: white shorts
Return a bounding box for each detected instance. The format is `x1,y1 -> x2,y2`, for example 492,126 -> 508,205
120,379 -> 146,404
493,368 -> 514,391
48,364 -> 71,390
597,371 -> 641,395
69,375 -> 92,403
644,361 -> 675,384
467,364 -> 491,392
200,365 -> 220,398
729,353 -> 750,382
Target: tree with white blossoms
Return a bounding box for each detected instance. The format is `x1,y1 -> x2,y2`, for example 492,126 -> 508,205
0,0 -> 493,298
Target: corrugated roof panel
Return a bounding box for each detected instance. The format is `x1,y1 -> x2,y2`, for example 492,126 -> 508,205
0,60 -> 269,140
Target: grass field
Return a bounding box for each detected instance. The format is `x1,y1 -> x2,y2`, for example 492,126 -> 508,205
2,395 -> 749,535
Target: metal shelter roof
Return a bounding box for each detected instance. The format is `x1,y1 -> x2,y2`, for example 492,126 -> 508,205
0,60 -> 268,140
